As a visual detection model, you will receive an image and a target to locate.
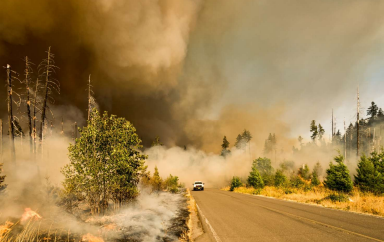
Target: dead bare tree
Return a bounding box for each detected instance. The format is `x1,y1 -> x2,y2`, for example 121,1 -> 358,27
87,74 -> 97,121
6,64 -> 16,161
38,47 -> 59,152
32,78 -> 40,154
23,57 -> 34,153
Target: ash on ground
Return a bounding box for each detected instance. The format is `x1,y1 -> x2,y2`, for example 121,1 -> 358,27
83,189 -> 190,242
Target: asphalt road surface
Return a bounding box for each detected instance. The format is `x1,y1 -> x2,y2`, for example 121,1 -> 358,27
191,188 -> 384,242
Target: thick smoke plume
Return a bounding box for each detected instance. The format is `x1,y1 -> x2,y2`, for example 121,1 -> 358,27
2,1 -> 384,151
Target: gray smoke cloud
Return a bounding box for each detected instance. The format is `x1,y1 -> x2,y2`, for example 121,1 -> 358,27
1,0 -> 384,152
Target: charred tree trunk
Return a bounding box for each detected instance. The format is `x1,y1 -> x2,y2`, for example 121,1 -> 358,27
39,47 -> 51,149
33,78 -> 39,154
6,65 -> 16,162
25,57 -> 33,153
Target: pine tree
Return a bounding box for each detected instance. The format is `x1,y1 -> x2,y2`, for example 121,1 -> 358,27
234,134 -> 243,149
354,152 -> 384,194
324,154 -> 353,192
310,120 -> 318,142
247,164 -> 264,189
367,101 -> 378,120
318,124 -> 325,140
151,166 -> 163,192
311,162 -> 322,186
221,136 -> 230,157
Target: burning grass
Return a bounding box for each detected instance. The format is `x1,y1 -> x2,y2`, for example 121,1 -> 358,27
0,190 -> 191,242
222,186 -> 384,217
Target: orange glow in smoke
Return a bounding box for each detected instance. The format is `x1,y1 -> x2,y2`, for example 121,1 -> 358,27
82,233 -> 105,242
21,208 -> 42,222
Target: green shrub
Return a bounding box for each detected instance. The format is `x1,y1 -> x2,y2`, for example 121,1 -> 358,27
290,175 -> 305,188
165,174 -> 179,193
325,193 -> 349,203
253,157 -> 274,185
274,169 -> 287,187
311,170 -> 321,186
230,176 -> 242,191
247,166 -> 264,189
324,154 -> 353,193
252,188 -> 262,195
298,164 -> 311,180
354,153 -> 384,195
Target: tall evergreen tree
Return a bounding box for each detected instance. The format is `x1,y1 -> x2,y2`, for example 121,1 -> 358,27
318,124 -> 325,140
234,134 -> 244,149
354,152 -> 384,194
310,120 -> 318,142
367,101 -> 378,120
221,136 -> 231,157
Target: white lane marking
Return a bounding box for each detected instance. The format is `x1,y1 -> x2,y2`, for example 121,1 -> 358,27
196,204 -> 222,242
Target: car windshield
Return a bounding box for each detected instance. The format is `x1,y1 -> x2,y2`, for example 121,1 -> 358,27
195,182 -> 203,184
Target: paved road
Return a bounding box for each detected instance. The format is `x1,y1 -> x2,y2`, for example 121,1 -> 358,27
191,188 -> 384,242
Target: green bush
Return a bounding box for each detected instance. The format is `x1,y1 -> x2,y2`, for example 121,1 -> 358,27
230,176 -> 242,191
325,193 -> 349,203
165,174 -> 179,193
252,188 -> 262,195
298,164 -> 311,180
354,153 -> 384,195
311,170 -> 321,186
324,154 -> 353,193
290,175 -> 305,188
247,166 -> 264,189
274,169 -> 287,187
253,157 -> 274,185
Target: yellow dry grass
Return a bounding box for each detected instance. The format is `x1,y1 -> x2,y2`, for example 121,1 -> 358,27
222,186 -> 384,217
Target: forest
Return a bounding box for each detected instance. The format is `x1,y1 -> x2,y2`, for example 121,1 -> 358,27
224,101 -> 384,216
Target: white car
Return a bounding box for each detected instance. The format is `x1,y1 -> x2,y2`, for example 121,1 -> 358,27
193,181 -> 204,191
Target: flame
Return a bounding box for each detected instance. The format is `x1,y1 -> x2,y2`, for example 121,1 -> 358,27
82,233 -> 104,242
21,208 -> 42,222
0,221 -> 14,238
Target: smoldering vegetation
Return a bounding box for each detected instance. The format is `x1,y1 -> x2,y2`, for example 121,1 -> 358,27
0,132 -> 190,242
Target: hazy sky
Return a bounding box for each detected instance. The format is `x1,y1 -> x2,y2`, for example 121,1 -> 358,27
1,0 -> 384,151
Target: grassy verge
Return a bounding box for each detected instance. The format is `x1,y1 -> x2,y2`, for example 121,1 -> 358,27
222,185 -> 384,217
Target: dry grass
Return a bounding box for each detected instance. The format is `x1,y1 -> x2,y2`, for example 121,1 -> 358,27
222,186 -> 384,217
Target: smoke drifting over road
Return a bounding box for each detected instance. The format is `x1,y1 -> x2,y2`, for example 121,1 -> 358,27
2,0 -> 384,152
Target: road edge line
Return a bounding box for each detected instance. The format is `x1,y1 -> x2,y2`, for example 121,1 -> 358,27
196,204 -> 222,242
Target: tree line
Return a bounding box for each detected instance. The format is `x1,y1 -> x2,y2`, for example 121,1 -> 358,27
231,149 -> 384,196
